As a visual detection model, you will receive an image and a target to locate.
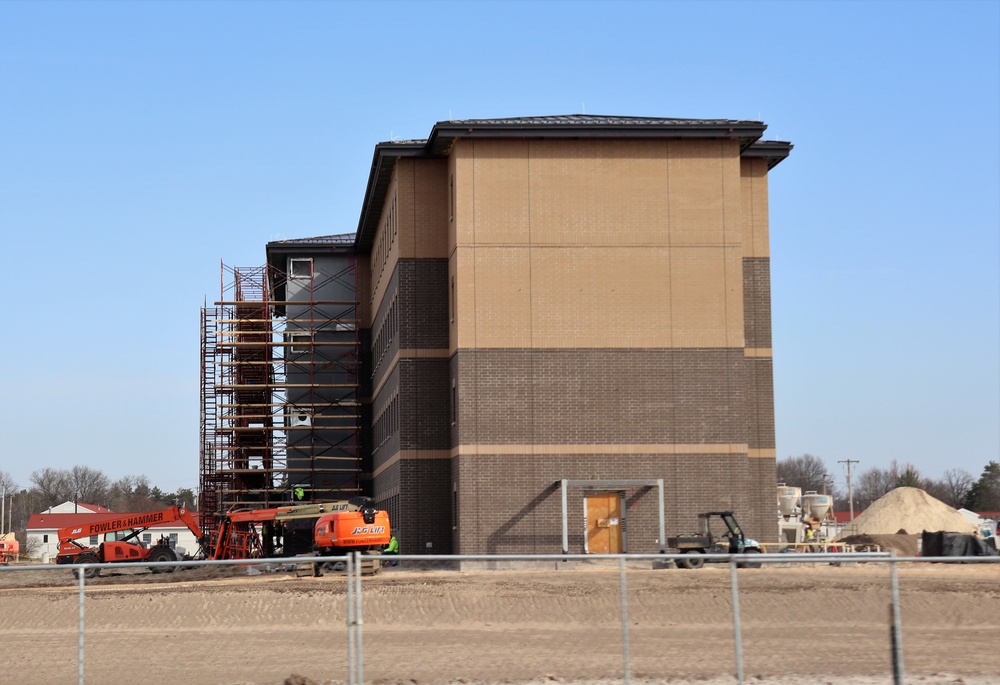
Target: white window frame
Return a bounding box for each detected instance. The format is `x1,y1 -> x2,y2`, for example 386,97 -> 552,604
290,332 -> 313,354
290,258 -> 313,279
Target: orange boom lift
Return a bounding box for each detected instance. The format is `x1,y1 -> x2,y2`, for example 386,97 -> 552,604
212,497 -> 390,574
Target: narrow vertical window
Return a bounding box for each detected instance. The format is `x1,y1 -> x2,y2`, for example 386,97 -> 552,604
451,380 -> 457,426
449,173 -> 455,222
450,275 -> 456,324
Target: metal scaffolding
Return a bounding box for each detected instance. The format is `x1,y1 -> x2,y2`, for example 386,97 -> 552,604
199,261 -> 361,539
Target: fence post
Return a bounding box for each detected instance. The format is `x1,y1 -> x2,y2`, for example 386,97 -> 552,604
618,556 -> 631,685
346,554 -> 356,685
729,558 -> 744,685
77,568 -> 85,685
355,552 -> 364,685
889,556 -> 904,685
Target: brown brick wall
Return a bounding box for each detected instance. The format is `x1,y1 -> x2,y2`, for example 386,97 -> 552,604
743,257 -> 772,349
745,356 -> 775,452
400,457 -> 452,554
399,259 -> 449,350
452,453 -> 774,554
747,456 -> 778,541
454,348 -> 748,446
400,359 -> 451,451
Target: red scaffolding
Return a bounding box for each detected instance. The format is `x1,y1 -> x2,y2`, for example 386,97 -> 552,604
199,261 -> 361,542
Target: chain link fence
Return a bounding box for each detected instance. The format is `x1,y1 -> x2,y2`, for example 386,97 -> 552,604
2,553 -> 998,685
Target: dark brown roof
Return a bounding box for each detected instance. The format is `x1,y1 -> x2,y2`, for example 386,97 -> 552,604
267,234 -> 355,246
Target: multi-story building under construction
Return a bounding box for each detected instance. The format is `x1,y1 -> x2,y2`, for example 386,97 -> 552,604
200,115 -> 792,555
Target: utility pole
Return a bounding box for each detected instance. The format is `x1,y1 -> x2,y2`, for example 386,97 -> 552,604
839,459 -> 860,521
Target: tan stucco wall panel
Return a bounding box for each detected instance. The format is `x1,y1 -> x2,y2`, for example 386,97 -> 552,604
669,246 -> 744,348
447,136 -> 754,350
469,246 -> 533,348
472,140 -> 531,245
404,158 -> 449,259
369,168 -> 400,311
526,140 -> 672,247
451,143 -> 475,252
740,158 -> 770,258
528,247 -> 673,348
666,140 -> 741,248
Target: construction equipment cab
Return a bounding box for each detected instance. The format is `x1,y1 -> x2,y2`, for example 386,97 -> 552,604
312,498 -> 390,574
56,505 -> 205,579
0,534 -> 18,564
666,511 -> 762,569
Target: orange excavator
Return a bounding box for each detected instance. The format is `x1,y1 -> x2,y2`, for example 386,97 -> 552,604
56,505 -> 207,579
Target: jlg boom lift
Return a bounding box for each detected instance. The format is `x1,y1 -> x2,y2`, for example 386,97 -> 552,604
212,497 -> 390,574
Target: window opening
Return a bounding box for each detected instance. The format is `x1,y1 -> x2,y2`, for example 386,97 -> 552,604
290,258 -> 313,279
290,332 -> 312,354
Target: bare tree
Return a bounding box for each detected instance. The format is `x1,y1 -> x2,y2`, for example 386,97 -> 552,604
16,531 -> 41,558
0,470 -> 18,495
776,454 -> 834,494
854,466 -> 894,511
29,468 -> 74,511
923,468 -> 974,508
107,475 -> 160,512
70,465 -> 110,505
0,471 -> 19,536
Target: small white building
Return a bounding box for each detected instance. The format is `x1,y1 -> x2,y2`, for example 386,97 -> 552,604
27,501 -> 203,563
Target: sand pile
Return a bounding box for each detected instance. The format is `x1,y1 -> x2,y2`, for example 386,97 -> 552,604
835,486 -> 977,539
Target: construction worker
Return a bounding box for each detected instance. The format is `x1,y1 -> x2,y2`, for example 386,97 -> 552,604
383,533 -> 399,567
803,521 -> 817,552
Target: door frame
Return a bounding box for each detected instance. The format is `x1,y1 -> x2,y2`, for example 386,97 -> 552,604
583,491 -> 627,554
559,479 -> 666,555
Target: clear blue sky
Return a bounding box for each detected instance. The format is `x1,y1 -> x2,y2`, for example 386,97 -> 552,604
1,1 -> 997,496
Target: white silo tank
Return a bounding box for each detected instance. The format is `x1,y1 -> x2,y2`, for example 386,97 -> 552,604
777,484 -> 801,517
801,491 -> 832,520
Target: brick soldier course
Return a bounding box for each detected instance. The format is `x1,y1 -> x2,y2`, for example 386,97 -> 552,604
348,115 -> 792,555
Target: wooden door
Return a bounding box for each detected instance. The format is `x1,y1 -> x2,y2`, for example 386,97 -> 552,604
585,492 -> 623,554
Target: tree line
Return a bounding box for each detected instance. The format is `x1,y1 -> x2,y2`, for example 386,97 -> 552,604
0,466 -> 196,551
776,455 -> 1000,513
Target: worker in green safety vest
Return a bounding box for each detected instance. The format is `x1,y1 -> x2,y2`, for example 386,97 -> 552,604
383,534 -> 399,567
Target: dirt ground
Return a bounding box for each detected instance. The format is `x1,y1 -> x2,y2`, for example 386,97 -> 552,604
1,559 -> 997,685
